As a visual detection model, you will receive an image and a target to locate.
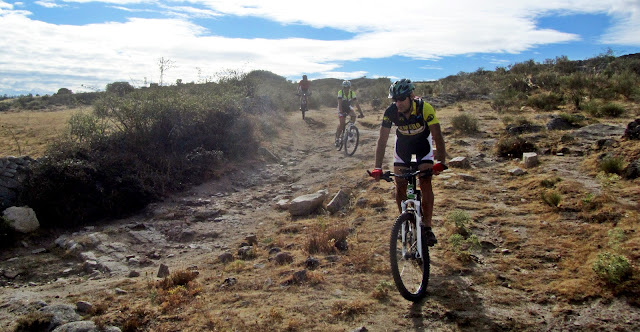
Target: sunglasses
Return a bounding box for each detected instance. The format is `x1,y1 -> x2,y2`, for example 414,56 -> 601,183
393,96 -> 408,102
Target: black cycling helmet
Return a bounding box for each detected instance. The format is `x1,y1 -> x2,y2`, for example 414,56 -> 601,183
302,75 -> 307,80
388,79 -> 415,99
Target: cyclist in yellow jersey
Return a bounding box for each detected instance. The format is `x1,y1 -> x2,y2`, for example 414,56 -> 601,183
370,79 -> 447,246
335,80 -> 364,146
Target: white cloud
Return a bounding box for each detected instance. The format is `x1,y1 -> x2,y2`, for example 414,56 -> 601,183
1,0 -> 640,94
35,1 -> 63,8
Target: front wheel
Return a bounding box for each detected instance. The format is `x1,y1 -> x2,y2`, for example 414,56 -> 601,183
300,100 -> 307,119
389,212 -> 429,301
335,131 -> 343,151
343,124 -> 359,156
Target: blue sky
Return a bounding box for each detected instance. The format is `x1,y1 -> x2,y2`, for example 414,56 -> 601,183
1,1 -> 640,96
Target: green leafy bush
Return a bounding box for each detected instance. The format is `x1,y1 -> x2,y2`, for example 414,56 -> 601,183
447,209 -> 472,236
593,251 -> 632,284
448,233 -> 481,262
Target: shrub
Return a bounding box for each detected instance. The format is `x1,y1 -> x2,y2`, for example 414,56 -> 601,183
13,312 -> 54,332
599,103 -> 625,117
448,233 -> 480,262
447,209 -> 472,236
557,113 -> 584,127
593,252 -> 632,284
450,113 -> 479,134
371,280 -> 394,300
541,190 -> 562,207
67,111 -> 108,144
525,92 -> 564,111
305,225 -> 350,254
599,156 -> 626,175
540,177 -> 562,188
496,136 -> 536,158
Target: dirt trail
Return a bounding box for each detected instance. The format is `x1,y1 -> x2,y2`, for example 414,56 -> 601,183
1,102 -> 639,331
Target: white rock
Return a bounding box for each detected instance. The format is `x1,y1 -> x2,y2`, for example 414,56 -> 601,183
2,206 -> 39,233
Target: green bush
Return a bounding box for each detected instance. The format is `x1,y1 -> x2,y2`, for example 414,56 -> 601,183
599,103 -> 625,117
447,209 -> 472,236
450,113 -> 479,134
67,111 -> 108,144
555,113 -> 585,128
599,156 -> 626,175
448,233 -> 481,262
525,92 -> 564,111
593,251 -> 632,284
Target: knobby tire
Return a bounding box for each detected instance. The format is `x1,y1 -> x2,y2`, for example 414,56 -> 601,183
343,124 -> 359,156
389,212 -> 430,301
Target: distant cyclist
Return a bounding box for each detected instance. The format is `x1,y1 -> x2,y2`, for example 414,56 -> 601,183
335,80 -> 364,146
297,75 -> 311,109
369,79 -> 447,246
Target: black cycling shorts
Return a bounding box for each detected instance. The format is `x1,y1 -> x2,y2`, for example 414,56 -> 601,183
393,133 -> 434,167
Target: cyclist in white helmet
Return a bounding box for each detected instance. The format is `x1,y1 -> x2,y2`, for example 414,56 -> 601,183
335,80 -> 364,146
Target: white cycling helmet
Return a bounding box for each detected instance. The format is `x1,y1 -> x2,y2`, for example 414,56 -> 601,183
342,80 -> 351,88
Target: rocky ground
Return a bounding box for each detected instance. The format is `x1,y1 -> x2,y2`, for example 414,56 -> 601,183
1,101 -> 639,331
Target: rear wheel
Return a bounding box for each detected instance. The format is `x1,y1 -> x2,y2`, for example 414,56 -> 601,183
343,124 -> 359,156
389,212 -> 429,301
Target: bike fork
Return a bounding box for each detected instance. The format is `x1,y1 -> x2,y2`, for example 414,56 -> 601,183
401,201 -> 424,259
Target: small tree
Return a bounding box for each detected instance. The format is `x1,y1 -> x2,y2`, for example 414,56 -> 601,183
56,88 -> 73,95
105,82 -> 134,96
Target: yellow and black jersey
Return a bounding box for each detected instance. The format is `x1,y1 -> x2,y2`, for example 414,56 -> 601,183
381,98 -> 439,136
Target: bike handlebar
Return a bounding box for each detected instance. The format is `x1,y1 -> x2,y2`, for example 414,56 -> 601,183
367,164 -> 448,182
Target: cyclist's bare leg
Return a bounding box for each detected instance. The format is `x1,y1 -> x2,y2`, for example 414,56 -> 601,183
393,165 -> 408,213
336,115 -> 346,139
348,108 -> 357,124
417,163 -> 434,228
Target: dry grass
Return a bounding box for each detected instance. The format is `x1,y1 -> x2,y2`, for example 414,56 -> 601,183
0,107 -> 84,157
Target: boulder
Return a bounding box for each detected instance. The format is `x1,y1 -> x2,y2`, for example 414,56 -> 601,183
327,189 -> 350,214
624,159 -> 640,179
288,189 -> 328,216
449,156 -> 471,169
522,152 -> 539,168
2,206 -> 39,233
623,119 -> 640,140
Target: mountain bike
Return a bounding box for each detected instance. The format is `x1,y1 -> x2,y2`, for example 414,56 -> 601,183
372,163 -> 447,301
297,92 -> 310,119
334,115 -> 362,156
